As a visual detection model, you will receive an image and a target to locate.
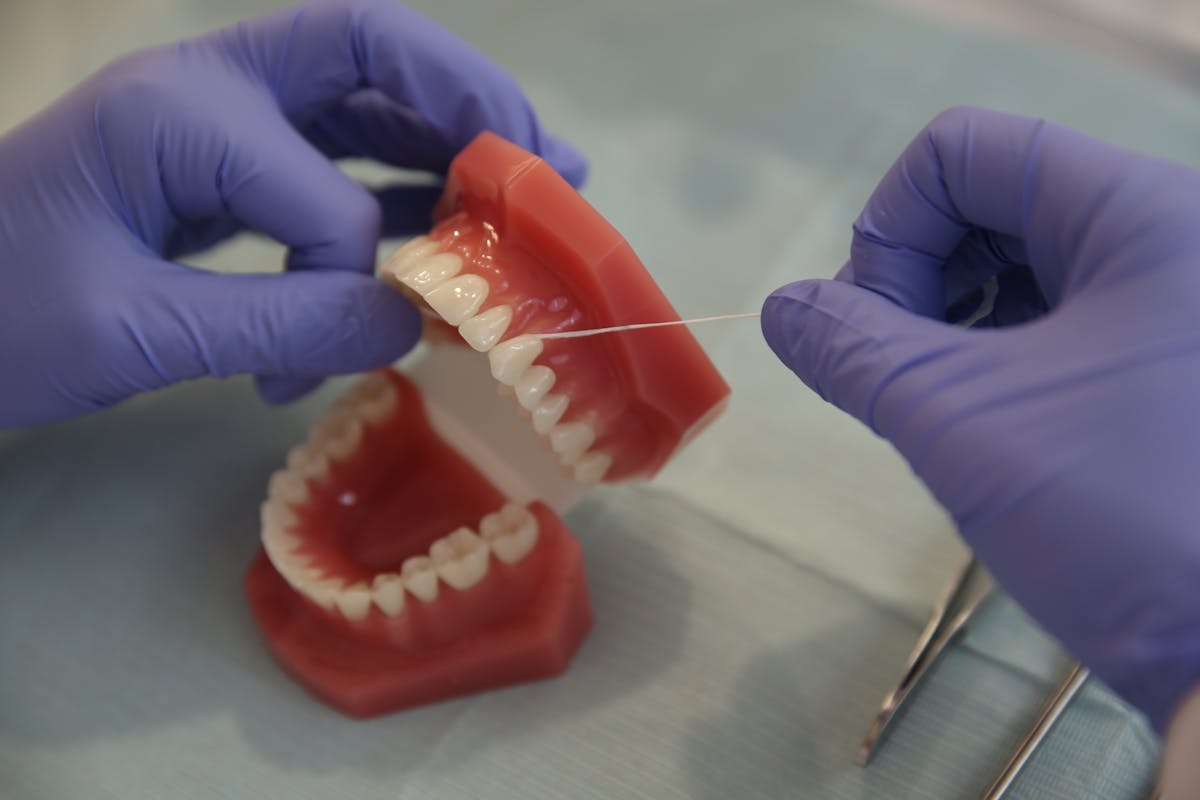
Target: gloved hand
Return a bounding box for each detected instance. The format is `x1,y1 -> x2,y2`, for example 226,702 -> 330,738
0,0 -> 586,426
762,107 -> 1200,735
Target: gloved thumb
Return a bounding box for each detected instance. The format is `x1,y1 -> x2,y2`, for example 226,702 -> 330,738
138,265 -> 422,392
761,279 -> 974,445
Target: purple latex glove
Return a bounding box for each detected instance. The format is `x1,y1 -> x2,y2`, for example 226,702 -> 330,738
0,0 -> 586,426
762,107 -> 1200,733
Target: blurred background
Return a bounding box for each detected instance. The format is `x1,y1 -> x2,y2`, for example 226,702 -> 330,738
0,1 -> 1197,798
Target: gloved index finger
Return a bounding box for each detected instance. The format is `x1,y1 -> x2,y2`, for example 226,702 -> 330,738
849,106 -> 1066,318
220,0 -> 585,183
849,106 -> 1046,317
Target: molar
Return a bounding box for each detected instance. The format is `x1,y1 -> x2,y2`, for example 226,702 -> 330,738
397,252 -> 463,296
313,415 -> 364,462
424,274 -> 489,325
515,366 -> 556,410
488,335 -> 544,385
479,504 -> 539,564
371,573 -> 407,617
401,555 -> 439,602
430,527 -> 491,591
458,305 -> 513,352
260,498 -> 297,532
549,422 -> 595,463
346,374 -> 398,426
572,452 -> 613,484
267,469 -> 308,506
334,583 -> 372,621
532,394 -> 569,434
306,578 -> 343,611
285,442 -> 330,481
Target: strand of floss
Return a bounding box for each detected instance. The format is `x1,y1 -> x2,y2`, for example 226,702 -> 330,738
531,312 -> 761,340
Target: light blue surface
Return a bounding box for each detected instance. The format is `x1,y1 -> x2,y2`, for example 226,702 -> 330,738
2,0 -> 1195,797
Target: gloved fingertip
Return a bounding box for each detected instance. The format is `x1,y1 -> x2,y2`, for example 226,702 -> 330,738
541,135 -> 589,188
760,281 -> 816,372
256,375 -> 324,406
366,286 -> 424,362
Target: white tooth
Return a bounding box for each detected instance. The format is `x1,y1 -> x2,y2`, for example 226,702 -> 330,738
401,555 -> 439,602
334,583 -> 372,621
430,527 -> 490,591
307,579 -> 342,611
515,366 -> 556,410
572,452 -> 613,484
261,514 -> 300,555
532,394 -> 569,435
479,504 -> 539,565
550,422 -> 595,464
371,573 -> 406,617
458,305 -> 513,352
260,498 -> 298,532
398,252 -> 462,296
379,235 -> 440,283
314,415 -> 363,462
268,470 -> 308,506
348,374 -> 398,426
424,274 -> 489,325
286,443 -> 330,481
488,335 -> 544,385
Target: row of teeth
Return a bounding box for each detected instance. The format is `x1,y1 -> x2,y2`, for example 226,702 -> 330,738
381,236 -> 613,485
260,373 -> 541,620
263,496 -> 539,621
281,373 -> 399,483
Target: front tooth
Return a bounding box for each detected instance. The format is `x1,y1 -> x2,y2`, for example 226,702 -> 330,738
379,235 -> 440,283
515,366 -> 556,410
424,274 -> 489,325
550,422 -> 596,463
532,394 -> 569,434
479,504 -> 539,564
573,452 -> 613,484
430,527 -> 490,591
397,252 -> 463,296
334,583 -> 372,621
401,555 -> 439,602
268,470 -> 309,506
458,305 -> 513,352
371,573 -> 406,617
488,335 -> 544,385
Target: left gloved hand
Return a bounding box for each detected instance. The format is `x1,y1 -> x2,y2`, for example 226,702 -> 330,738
0,0 -> 586,426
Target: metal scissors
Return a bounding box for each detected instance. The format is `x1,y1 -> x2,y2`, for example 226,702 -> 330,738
857,554 -> 1109,799
856,552 -> 994,765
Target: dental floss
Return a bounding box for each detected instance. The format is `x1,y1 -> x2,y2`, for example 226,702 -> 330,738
531,312 -> 761,340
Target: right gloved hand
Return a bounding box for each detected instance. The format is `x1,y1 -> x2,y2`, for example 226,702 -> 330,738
0,0 -> 586,426
761,107 -> 1200,744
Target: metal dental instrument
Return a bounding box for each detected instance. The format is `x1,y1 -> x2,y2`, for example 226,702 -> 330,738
856,553 -> 993,765
856,283 -> 1003,766
979,663 -> 1090,799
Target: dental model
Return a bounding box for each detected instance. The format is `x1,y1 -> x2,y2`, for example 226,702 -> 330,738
244,133 -> 731,718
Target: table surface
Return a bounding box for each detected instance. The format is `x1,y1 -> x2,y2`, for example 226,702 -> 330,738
2,1 -> 1197,797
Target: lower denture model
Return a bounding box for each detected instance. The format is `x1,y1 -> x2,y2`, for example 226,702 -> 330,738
244,133 -> 731,718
